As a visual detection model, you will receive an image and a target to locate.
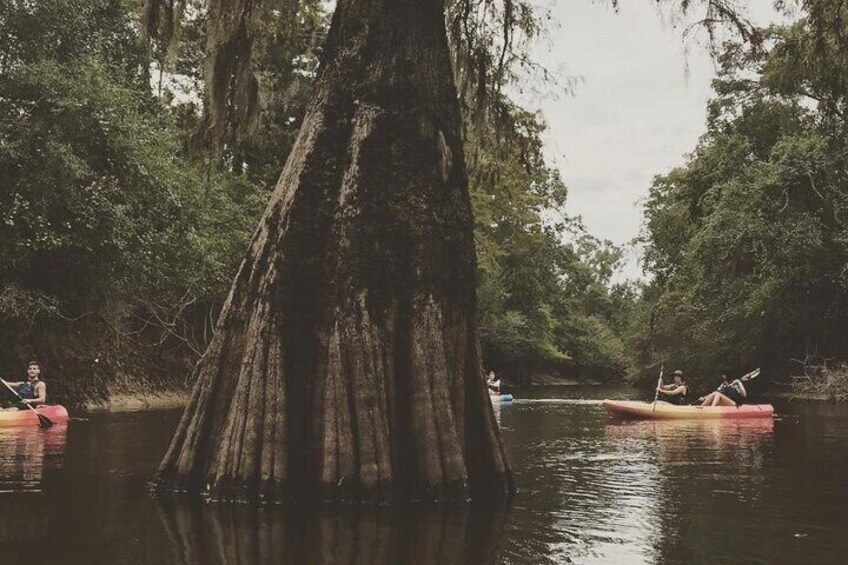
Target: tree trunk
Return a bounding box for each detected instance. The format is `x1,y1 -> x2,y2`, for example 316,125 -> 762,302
156,0 -> 512,502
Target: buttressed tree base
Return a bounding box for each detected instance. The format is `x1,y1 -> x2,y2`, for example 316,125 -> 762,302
156,0 -> 513,503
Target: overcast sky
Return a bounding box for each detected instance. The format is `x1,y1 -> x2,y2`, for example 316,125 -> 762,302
516,0 -> 784,280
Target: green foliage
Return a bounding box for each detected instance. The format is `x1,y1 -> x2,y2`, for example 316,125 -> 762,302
0,0 -> 636,399
0,2 -> 261,314
228,1 -> 326,186
635,2 -> 848,388
0,0 -> 267,401
469,98 -> 632,382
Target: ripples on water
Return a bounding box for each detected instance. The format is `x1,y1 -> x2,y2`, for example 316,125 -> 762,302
0,425 -> 67,494
0,388 -> 846,565
498,389 -> 848,565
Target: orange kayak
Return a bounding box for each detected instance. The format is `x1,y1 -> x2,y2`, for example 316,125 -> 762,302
602,400 -> 774,420
0,405 -> 69,427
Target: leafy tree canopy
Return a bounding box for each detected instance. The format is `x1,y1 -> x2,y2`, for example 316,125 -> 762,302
634,0 -> 848,389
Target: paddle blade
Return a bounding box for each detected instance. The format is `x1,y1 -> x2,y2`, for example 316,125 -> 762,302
37,413 -> 54,428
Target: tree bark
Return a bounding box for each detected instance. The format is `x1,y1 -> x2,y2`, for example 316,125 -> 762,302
156,0 -> 512,502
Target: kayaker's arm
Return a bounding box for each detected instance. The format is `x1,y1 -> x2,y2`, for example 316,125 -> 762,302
657,385 -> 687,396
731,379 -> 747,398
22,382 -> 47,406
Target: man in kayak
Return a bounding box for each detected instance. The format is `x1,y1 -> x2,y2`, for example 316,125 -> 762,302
2,360 -> 48,410
656,370 -> 689,405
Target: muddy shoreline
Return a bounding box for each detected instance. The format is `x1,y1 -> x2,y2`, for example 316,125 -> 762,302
75,383 -> 841,414
83,390 -> 189,412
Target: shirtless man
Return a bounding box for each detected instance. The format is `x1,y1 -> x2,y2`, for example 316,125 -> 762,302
2,360 -> 47,410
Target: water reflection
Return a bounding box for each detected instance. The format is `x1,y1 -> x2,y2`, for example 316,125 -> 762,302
605,418 -> 774,452
0,424 -> 68,493
498,396 -> 660,564
0,393 -> 845,564
0,424 -> 67,544
157,497 -> 505,565
490,398 -> 503,426
601,417 -> 814,564
498,395 -> 796,564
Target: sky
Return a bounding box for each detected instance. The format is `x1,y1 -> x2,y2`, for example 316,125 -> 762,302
516,0 -> 785,280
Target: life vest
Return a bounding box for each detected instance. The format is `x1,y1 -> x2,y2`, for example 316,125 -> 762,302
719,381 -> 743,404
670,382 -> 688,405
17,379 -> 40,399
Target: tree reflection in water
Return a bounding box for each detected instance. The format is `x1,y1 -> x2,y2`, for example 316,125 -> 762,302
605,417 -> 776,563
157,495 -> 506,565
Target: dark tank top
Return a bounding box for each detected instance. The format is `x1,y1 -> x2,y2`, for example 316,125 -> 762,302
18,379 -> 40,399
671,382 -> 688,405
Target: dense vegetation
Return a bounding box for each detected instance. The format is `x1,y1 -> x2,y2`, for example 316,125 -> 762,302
11,0 -> 837,405
632,0 -> 848,396
0,0 -> 318,405
468,101 -> 636,382
0,0 -> 631,406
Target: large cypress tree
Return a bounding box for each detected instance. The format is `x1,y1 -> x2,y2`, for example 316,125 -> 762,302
154,0 -> 755,502
156,0 -> 512,502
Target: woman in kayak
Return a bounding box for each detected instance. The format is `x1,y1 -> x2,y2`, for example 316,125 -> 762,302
486,371 -> 501,395
656,370 -> 689,405
699,373 -> 748,406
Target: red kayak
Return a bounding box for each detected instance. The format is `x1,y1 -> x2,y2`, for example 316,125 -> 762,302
0,405 -> 69,427
603,400 -> 774,420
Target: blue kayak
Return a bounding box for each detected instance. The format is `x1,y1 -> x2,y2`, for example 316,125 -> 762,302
490,394 -> 514,402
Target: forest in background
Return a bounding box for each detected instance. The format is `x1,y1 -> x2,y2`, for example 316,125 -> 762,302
0,0 -> 634,406
3,0 -> 847,406
632,1 -> 848,400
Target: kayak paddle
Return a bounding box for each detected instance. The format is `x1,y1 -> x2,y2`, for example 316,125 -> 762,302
0,378 -> 54,428
652,365 -> 664,412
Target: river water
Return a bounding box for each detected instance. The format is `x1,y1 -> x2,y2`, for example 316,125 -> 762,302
0,386 -> 846,564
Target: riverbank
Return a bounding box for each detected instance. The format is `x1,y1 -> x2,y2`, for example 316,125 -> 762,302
767,390 -> 831,402
74,379 -> 842,414
83,389 -> 189,412
524,373 -> 602,386
80,377 -> 596,412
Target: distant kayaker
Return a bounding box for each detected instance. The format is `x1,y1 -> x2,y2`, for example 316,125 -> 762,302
2,360 -> 47,411
486,371 -> 501,395
656,370 -> 689,405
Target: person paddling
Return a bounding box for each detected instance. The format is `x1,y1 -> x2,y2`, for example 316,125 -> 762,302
656,370 -> 689,405
699,369 -> 759,407
2,360 -> 48,411
486,370 -> 501,395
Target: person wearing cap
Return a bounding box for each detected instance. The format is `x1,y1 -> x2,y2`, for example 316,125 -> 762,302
656,370 -> 689,405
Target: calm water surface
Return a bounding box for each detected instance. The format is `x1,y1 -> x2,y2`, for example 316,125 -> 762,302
1,386 -> 847,564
